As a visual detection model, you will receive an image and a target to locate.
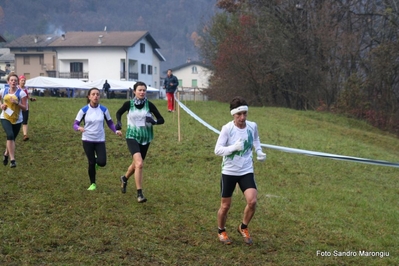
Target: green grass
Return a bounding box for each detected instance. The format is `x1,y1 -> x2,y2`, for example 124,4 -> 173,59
1,97 -> 398,265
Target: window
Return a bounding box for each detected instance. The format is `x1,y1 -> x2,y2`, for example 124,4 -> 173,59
154,67 -> 157,75
141,64 -> 146,74
70,62 -> 83,78
23,56 -> 30,65
148,65 -> 153,75
70,62 -> 83,72
39,55 -> 44,65
192,66 -> 198,74
192,79 -> 198,87
179,79 -> 182,87
140,43 -> 145,53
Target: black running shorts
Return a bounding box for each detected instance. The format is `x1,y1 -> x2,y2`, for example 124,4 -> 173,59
126,138 -> 150,160
220,173 -> 257,198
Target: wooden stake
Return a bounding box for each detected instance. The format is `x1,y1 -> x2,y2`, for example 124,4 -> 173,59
177,92 -> 181,142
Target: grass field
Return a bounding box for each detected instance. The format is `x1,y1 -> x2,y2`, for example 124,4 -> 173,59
0,97 -> 398,265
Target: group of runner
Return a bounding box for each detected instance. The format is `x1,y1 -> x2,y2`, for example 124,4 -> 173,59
1,74 -> 267,245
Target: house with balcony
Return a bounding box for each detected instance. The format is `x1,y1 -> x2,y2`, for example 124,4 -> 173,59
6,31 -> 165,88
5,34 -> 58,80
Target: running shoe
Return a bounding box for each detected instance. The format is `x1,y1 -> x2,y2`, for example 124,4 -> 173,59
3,155 -> 8,166
10,160 -> 16,168
120,176 -> 128,193
237,225 -> 253,245
218,231 -> 232,245
87,183 -> 97,190
137,194 -> 147,203
23,135 -> 29,141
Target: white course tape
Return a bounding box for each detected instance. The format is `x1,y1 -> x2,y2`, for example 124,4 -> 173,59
175,98 -> 399,168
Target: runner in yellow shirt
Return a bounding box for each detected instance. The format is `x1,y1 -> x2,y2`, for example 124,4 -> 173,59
0,73 -> 28,168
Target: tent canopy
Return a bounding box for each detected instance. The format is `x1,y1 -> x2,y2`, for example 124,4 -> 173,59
26,77 -> 90,89
84,79 -> 159,92
26,77 -> 159,92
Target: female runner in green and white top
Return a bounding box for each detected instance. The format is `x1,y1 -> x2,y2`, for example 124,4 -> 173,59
116,81 -> 164,203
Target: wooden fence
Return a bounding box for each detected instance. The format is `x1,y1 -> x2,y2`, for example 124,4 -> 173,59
175,87 -> 208,101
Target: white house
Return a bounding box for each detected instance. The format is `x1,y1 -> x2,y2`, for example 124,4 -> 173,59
166,60 -> 212,89
6,31 -> 165,88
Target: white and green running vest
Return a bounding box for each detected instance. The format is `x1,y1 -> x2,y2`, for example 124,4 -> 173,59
125,100 -> 154,145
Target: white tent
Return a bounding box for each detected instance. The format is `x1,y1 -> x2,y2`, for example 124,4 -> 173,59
26,76 -> 91,89
25,77 -> 159,98
26,77 -> 159,92
85,79 -> 159,92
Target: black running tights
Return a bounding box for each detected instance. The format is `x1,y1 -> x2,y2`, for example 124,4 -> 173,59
82,141 -> 106,184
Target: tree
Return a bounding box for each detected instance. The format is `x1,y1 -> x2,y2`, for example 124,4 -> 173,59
199,0 -> 399,133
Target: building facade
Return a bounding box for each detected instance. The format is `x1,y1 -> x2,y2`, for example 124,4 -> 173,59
6,31 -> 165,86
166,60 -> 212,90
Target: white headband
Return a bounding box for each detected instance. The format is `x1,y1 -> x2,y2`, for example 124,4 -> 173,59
230,105 -> 249,115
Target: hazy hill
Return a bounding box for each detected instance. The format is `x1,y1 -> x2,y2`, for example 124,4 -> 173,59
0,0 -> 217,72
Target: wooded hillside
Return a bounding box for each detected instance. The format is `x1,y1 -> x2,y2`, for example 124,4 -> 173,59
0,0 -> 217,71
198,0 -> 399,134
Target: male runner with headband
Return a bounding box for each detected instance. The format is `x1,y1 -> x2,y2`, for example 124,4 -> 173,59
214,96 -> 266,245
